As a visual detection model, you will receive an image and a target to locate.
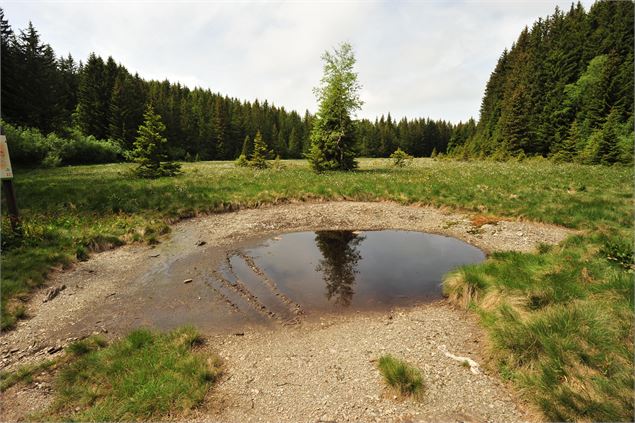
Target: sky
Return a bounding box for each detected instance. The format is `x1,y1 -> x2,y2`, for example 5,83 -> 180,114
3,1 -> 594,123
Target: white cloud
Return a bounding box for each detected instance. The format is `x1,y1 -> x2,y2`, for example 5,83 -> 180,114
3,0 -> 594,122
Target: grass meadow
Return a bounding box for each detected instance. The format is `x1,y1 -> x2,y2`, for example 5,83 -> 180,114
1,157 -> 633,421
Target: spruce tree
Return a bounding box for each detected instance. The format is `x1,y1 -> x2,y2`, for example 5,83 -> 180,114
78,53 -> 109,139
307,42 -> 362,171
596,108 -> 621,164
288,127 -> 301,158
132,105 -> 180,178
249,130 -> 269,169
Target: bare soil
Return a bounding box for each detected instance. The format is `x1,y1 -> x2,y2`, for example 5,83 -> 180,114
1,201 -> 573,422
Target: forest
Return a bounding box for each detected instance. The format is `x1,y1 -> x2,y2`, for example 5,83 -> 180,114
3,1 -> 631,168
451,0 -> 634,164
0,9 -> 458,167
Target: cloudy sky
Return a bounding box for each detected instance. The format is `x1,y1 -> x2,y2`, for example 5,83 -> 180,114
4,1 -> 594,123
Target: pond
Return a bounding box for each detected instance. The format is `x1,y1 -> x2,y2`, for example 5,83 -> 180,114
215,230 -> 485,322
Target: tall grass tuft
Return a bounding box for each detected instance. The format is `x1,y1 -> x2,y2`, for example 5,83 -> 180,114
377,355 -> 424,398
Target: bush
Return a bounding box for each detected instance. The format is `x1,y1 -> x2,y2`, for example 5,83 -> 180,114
2,120 -> 47,165
2,120 -> 122,167
389,148 -> 413,167
234,154 -> 249,167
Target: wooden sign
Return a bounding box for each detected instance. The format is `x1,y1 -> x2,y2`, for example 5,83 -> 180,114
0,135 -> 13,179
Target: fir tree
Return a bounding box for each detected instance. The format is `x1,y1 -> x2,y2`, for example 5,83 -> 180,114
249,130 -> 269,169
307,42 -> 362,171
77,53 -> 109,139
596,108 -> 622,164
288,127 -> 301,158
132,105 -> 180,178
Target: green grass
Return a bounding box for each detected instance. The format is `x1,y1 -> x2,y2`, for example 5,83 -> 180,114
2,157 -> 633,421
29,327 -> 221,421
0,359 -> 56,392
377,354 -> 424,398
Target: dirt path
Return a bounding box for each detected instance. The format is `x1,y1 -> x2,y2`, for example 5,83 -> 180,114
1,201 -> 572,421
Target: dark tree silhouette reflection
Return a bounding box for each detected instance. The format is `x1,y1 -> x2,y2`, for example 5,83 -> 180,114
314,231 -> 364,307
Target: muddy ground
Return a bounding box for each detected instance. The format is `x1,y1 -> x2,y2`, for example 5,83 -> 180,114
1,201 -> 574,422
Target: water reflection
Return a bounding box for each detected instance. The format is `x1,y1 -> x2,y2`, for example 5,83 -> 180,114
232,230 -> 485,313
314,231 -> 365,307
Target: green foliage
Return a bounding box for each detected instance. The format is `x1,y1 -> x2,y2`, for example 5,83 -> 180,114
377,355 -> 424,397
307,42 -> 362,171
461,2 -> 633,164
131,105 -> 181,178
601,239 -> 634,271
389,148 -> 413,167
2,120 -> 122,168
248,130 -> 269,169
234,153 -> 249,167
38,327 -> 221,421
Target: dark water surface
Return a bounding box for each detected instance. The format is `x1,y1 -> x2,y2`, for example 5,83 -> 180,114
225,230 -> 485,313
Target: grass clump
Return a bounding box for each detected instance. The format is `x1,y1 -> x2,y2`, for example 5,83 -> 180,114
377,355 -> 424,398
0,359 -> 56,392
36,327 -> 220,422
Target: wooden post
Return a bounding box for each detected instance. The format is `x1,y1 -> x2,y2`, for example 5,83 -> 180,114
2,179 -> 19,231
0,134 -> 20,232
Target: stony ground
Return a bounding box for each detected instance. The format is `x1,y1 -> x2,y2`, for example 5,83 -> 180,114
195,303 -> 537,423
1,201 -> 572,422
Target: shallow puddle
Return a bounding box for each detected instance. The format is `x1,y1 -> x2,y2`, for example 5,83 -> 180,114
217,230 -> 485,322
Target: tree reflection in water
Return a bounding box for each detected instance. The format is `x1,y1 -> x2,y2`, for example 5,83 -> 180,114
314,231 -> 364,307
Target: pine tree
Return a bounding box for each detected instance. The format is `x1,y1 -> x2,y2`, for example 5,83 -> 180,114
77,53 -> 109,139
307,42 -> 362,171
288,127 -> 301,158
132,105 -> 180,177
0,9 -> 19,125
249,130 -> 268,169
596,108 -> 621,164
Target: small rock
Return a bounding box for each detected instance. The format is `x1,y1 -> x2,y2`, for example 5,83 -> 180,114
196,240 -> 207,246
183,278 -> 193,284
149,253 -> 160,258
47,345 -> 62,354
234,332 -> 245,336
43,286 -> 62,303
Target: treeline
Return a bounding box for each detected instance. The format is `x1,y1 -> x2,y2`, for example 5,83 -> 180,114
451,0 -> 634,164
0,9 -> 458,166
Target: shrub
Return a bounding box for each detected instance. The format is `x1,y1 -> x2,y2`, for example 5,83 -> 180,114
2,120 -> 122,167
234,153 -> 249,167
2,120 -> 47,165
390,148 -> 413,167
